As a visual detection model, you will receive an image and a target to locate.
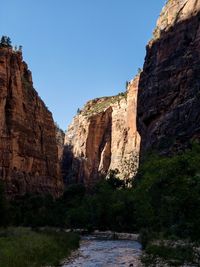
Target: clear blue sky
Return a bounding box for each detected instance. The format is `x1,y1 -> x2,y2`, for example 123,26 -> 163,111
1,0 -> 165,130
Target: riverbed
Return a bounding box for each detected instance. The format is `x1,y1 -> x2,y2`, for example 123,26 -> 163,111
63,236 -> 142,267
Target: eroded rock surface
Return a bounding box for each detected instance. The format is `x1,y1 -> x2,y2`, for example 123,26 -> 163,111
137,0 -> 200,156
0,47 -> 63,197
63,76 -> 140,187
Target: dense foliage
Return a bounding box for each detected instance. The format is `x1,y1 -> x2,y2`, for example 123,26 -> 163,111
135,143 -> 200,241
6,180 -> 137,233
0,144 -> 200,243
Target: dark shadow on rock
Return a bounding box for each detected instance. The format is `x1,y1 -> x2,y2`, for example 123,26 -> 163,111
62,108 -> 113,188
137,11 -> 200,159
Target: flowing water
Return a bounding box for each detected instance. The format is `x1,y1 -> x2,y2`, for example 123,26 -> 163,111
63,236 -> 142,267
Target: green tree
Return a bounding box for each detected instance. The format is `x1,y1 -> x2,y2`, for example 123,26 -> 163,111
77,108 -> 81,114
0,36 -> 12,48
126,81 -> 129,89
106,169 -> 125,189
134,144 -> 200,240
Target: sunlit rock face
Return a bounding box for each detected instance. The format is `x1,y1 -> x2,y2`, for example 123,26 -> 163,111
63,76 -> 140,188
0,47 -> 63,197
137,0 -> 200,156
152,0 -> 200,42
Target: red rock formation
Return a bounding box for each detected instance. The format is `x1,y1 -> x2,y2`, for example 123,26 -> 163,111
0,47 -> 63,197
137,0 -> 200,156
63,76 -> 140,187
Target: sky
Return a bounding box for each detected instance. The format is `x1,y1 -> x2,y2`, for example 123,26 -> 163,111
1,0 -> 165,130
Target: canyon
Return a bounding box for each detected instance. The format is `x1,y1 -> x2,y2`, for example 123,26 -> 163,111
64,0 -> 200,185
0,47 -> 63,197
62,76 -> 140,187
1,1 -> 200,265
1,0 -> 200,195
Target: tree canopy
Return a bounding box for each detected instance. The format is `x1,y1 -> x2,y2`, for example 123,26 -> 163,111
0,36 -> 12,48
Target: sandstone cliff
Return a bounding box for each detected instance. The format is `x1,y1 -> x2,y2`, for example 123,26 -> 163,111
63,76 -> 140,187
137,0 -> 200,156
55,124 -> 65,162
0,47 -> 63,197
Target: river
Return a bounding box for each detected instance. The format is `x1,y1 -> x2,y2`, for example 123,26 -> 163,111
63,236 -> 142,267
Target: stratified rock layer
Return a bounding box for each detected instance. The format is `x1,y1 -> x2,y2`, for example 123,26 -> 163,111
137,0 -> 200,156
63,76 -> 140,187
0,47 -> 63,197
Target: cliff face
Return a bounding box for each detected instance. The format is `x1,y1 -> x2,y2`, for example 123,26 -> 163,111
153,0 -> 200,42
0,47 -> 63,197
137,0 -> 200,156
63,76 -> 140,187
55,125 -> 65,162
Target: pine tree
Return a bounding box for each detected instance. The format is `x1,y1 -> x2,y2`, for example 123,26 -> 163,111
0,36 -> 6,45
6,36 -> 12,47
0,36 -> 12,48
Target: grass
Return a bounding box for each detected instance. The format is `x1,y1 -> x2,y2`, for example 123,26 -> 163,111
0,227 -> 80,267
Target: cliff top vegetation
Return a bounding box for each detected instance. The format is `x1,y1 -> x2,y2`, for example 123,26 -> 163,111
0,36 -> 22,52
80,92 -> 127,117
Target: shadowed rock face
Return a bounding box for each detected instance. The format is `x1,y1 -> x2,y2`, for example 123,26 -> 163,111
0,47 -> 63,197
137,0 -> 200,156
63,76 -> 140,187
62,105 -> 112,188
55,125 -> 65,162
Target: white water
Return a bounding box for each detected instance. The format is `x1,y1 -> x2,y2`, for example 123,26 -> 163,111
63,236 -> 142,267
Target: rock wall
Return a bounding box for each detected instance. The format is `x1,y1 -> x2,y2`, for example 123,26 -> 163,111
137,0 -> 200,156
63,76 -> 140,187
0,47 -> 63,197
55,125 -> 65,162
